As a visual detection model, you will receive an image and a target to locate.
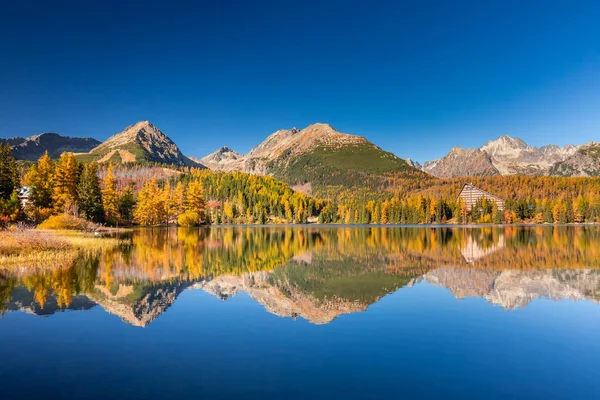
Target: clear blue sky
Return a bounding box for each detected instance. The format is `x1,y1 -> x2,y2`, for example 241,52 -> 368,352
1,0 -> 599,162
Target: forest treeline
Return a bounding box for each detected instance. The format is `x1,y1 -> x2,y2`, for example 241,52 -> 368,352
1,143 -> 600,227
316,174 -> 600,224
0,145 -> 322,227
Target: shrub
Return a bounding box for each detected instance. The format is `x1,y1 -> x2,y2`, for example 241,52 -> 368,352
177,211 -> 200,227
38,214 -> 96,231
27,207 -> 54,224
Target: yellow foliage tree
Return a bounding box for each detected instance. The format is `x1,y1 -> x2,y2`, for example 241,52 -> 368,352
134,177 -> 165,225
184,180 -> 206,225
102,164 -> 119,225
52,152 -> 79,214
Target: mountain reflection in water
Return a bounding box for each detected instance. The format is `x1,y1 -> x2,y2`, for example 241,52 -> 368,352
2,226 -> 600,326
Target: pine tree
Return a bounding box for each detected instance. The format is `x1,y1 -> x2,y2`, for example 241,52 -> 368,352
0,143 -> 19,200
492,203 -> 504,224
118,183 -> 135,225
78,163 -> 104,222
102,164 -> 119,225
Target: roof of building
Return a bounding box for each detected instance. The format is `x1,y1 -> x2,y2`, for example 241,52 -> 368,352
457,183 -> 505,203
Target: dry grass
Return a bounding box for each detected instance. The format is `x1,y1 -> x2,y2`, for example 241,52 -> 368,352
0,229 -> 122,272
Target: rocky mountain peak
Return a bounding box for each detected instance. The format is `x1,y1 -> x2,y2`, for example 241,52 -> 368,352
405,158 -> 422,169
423,147 -> 497,178
90,121 -> 201,167
202,146 -> 242,162
199,146 -> 246,172
29,132 -> 60,141
308,122 -> 335,130
481,135 -> 529,156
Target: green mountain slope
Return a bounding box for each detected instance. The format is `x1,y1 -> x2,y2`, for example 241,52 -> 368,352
201,123 -> 426,192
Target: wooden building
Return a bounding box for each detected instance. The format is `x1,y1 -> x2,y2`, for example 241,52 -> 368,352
457,183 -> 505,212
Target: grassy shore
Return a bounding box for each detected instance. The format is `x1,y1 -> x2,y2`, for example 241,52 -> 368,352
0,229 -> 122,271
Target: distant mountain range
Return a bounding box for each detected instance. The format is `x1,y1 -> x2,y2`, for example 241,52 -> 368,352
2,121 -> 202,167
422,135 -> 600,178
2,121 -> 599,180
0,132 -> 100,161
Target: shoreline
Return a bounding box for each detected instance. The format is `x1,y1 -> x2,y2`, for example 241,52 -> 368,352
128,222 -> 600,228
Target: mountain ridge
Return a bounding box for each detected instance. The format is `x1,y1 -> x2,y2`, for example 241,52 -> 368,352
422,135 -> 595,177
0,132 -> 101,161
3,123 -> 598,178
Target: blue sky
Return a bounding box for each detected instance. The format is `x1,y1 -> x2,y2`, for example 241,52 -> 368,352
1,0 -> 599,162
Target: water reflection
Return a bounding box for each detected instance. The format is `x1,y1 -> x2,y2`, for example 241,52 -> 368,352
2,226 -> 600,325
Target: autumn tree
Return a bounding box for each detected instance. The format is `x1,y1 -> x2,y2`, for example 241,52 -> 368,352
52,152 -> 80,214
102,164 -> 119,225
134,177 -> 164,225
180,179 -> 206,226
0,192 -> 23,222
24,152 -> 55,210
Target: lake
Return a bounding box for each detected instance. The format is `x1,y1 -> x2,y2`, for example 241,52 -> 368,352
1,226 -> 600,399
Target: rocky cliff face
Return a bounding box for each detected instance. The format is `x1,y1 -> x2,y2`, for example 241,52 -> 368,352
549,142 -> 600,176
423,147 -> 498,178
90,121 -> 202,167
193,270 -> 367,324
87,281 -> 190,327
198,146 -> 246,172
0,133 -> 101,160
423,135 -> 587,178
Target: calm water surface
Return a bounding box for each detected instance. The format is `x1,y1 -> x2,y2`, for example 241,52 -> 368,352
1,226 -> 600,399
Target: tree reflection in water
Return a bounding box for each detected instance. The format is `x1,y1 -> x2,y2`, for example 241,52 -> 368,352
2,226 -> 600,325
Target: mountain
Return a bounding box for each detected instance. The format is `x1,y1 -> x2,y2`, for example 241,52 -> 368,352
199,123 -> 423,191
418,267 -> 600,310
549,142 -> 600,176
87,281 -> 190,327
0,132 -> 101,161
84,121 -> 202,167
198,146 -> 245,172
422,147 -> 498,178
423,135 -> 589,178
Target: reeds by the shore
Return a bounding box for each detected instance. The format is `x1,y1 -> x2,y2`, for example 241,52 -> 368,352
0,229 -> 121,271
